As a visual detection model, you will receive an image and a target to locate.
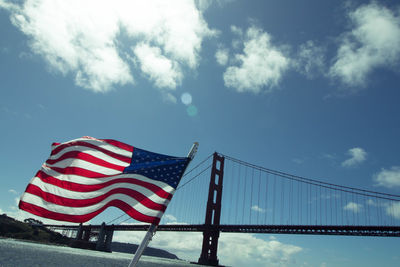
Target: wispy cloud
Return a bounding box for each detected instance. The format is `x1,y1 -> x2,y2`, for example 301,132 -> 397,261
251,205 -> 266,213
329,2 -> 400,91
341,147 -> 367,167
373,166 -> 400,188
344,202 -> 362,213
163,214 -> 178,223
294,40 -> 326,79
215,46 -> 229,66
8,189 -> 17,195
386,202 -> 400,219
292,157 -> 308,164
321,153 -> 336,161
220,25 -> 290,94
0,0 -> 215,94
0,46 -> 9,54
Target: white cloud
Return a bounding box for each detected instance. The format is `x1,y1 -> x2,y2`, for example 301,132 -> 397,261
194,0 -> 233,11
373,166 -> 400,188
215,47 -> 229,66
344,202 -> 362,213
1,0 -> 215,93
163,214 -> 178,223
251,205 -> 266,213
194,0 -> 213,11
114,231 -> 301,267
162,92 -> 178,104
133,43 -> 182,89
294,40 -> 326,79
341,147 -> 367,167
14,197 -> 20,206
8,189 -> 17,194
367,199 -> 376,206
329,2 -> 400,90
231,25 -> 243,37
219,234 -> 302,267
292,158 -> 306,164
385,202 -> 400,219
0,0 -> 16,11
322,153 -> 336,160
222,25 -> 290,94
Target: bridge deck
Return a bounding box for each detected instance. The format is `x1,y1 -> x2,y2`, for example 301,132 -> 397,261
44,224 -> 400,237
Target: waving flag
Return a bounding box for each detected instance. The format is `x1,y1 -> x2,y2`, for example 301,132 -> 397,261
19,136 -> 191,224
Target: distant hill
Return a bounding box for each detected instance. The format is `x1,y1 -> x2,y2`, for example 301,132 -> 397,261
0,214 -> 70,245
0,214 -> 179,260
111,241 -> 179,259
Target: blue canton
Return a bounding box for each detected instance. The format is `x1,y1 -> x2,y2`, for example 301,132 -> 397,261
123,147 -> 190,188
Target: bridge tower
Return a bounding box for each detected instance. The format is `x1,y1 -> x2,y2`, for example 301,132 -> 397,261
198,153 -> 225,266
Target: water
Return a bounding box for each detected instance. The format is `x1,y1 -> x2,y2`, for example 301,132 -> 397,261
0,239 -> 198,267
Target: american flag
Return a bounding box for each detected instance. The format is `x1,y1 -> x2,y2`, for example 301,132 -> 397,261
19,136 -> 190,224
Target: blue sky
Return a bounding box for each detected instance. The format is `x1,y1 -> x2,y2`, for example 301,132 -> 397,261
1,0 -> 400,266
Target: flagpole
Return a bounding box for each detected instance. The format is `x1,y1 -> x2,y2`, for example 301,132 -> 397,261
128,142 -> 199,267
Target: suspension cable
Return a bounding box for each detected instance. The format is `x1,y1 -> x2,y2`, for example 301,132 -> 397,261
220,153 -> 400,201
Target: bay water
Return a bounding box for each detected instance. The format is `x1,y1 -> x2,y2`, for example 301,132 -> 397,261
0,238 -> 198,267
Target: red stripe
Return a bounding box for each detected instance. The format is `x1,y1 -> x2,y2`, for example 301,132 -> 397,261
46,151 -> 126,172
36,170 -> 172,200
19,200 -> 160,224
48,166 -> 109,178
51,141 -> 131,164
102,139 -> 134,152
25,184 -> 167,211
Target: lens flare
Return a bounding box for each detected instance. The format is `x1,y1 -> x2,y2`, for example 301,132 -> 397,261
187,105 -> 198,117
181,92 -> 192,105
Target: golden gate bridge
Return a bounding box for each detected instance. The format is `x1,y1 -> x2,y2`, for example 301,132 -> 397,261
44,152 -> 400,266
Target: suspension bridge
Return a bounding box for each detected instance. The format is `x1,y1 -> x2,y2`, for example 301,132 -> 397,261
44,152 -> 400,266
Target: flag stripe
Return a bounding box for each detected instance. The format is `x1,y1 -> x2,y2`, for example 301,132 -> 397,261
46,151 -> 126,172
35,170 -> 173,200
21,192 -> 164,218
48,166 -> 109,178
46,158 -> 124,176
19,200 -> 160,224
37,167 -> 176,194
102,138 -> 134,152
32,174 -> 172,204
25,184 -> 168,211
49,145 -> 130,168
51,139 -> 132,163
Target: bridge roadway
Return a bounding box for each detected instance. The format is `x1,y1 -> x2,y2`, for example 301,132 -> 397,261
44,224 -> 400,237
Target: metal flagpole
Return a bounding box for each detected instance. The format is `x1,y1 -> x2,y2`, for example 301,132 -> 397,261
128,142 -> 199,267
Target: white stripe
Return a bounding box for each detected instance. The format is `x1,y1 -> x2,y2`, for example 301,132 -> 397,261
21,192 -> 164,218
52,137 -> 132,158
30,177 -> 171,205
45,158 -> 121,175
49,145 -> 131,168
40,166 -> 176,194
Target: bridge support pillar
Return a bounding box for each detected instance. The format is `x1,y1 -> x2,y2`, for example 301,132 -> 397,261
83,226 -> 91,242
76,223 -> 84,240
198,153 -> 224,266
96,222 -> 114,252
75,223 -> 92,241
